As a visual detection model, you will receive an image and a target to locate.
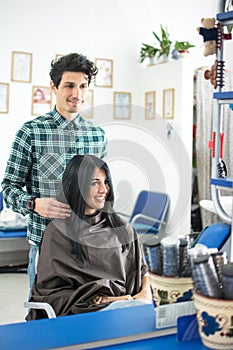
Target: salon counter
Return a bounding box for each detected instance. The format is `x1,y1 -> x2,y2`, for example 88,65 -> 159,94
0,304 -> 210,350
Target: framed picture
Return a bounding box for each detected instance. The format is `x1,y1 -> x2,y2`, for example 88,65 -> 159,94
113,92 -> 131,119
163,88 -> 175,119
95,58 -> 113,88
55,54 -> 64,61
82,89 -> 94,119
145,91 -> 156,119
11,51 -> 32,83
0,83 -> 9,113
31,86 -> 52,115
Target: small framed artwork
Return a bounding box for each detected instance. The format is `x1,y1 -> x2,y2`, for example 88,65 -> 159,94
55,54 -> 64,61
31,86 -> 52,115
114,92 -> 131,120
11,51 -> 32,83
82,89 -> 94,119
95,58 -> 113,88
145,91 -> 156,119
0,83 -> 9,113
163,88 -> 175,119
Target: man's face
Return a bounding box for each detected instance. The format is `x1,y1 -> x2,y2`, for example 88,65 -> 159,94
50,71 -> 89,120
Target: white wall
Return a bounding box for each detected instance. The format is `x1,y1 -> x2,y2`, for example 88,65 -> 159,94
1,0 -> 226,237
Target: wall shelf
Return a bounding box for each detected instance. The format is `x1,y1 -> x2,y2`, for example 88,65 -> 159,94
211,177 -> 233,189
210,2 -> 233,260
217,10 -> 233,23
213,91 -> 233,104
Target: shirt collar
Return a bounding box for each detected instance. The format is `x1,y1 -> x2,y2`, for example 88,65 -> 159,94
51,107 -> 81,129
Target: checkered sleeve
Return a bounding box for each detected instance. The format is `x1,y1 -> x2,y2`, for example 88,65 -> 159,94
100,129 -> 108,159
1,124 -> 33,215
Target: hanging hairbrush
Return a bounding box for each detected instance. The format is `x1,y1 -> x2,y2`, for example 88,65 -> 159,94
217,159 -> 227,178
217,133 -> 227,178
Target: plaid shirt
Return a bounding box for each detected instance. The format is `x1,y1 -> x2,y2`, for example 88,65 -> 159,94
1,108 -> 107,245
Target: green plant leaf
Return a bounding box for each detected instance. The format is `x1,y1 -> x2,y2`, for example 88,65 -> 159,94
174,40 -> 195,51
140,24 -> 173,62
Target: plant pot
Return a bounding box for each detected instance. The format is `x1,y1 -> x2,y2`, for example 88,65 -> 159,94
178,50 -> 189,59
148,56 -> 156,66
158,54 -> 169,64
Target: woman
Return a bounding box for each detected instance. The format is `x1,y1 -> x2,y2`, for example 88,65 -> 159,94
26,155 -> 152,320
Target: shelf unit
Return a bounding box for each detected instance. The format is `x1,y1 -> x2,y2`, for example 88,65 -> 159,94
213,91 -> 233,103
210,3 -> 233,260
211,177 -> 233,189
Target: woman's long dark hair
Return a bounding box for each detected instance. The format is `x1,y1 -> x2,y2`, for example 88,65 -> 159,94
58,155 -> 130,253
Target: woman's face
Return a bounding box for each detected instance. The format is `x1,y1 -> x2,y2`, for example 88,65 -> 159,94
85,167 -> 110,215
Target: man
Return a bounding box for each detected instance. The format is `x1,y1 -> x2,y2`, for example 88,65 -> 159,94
1,53 -> 107,290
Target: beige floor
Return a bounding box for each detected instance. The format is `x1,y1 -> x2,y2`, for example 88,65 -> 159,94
0,272 -> 29,325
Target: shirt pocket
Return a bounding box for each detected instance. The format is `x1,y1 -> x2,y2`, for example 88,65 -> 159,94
39,153 -> 66,180
38,153 -> 66,196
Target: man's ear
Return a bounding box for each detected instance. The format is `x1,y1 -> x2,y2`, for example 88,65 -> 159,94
50,80 -> 56,92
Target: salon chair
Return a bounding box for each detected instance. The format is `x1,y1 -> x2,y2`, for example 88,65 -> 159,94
193,222 -> 231,254
120,190 -> 169,236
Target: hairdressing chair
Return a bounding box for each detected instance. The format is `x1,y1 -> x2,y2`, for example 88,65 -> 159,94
193,222 -> 231,255
24,300 -> 56,318
24,248 -> 57,318
128,190 -> 169,235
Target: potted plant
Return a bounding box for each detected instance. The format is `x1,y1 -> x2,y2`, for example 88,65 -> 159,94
172,41 -> 195,59
152,24 -> 172,61
140,24 -> 172,65
140,43 -> 160,64
174,41 -> 195,53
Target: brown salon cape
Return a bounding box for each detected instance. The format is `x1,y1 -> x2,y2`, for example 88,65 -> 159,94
26,212 -> 148,320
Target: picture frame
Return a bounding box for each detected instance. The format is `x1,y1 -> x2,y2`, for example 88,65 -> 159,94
113,92 -> 131,120
145,91 -> 156,119
55,54 -> 64,61
31,86 -> 52,116
95,58 -> 113,88
163,88 -> 175,119
0,83 -> 9,113
82,89 -> 94,119
11,51 -> 32,83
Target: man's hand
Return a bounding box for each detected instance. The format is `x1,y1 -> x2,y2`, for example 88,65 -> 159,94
34,198 -> 71,219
